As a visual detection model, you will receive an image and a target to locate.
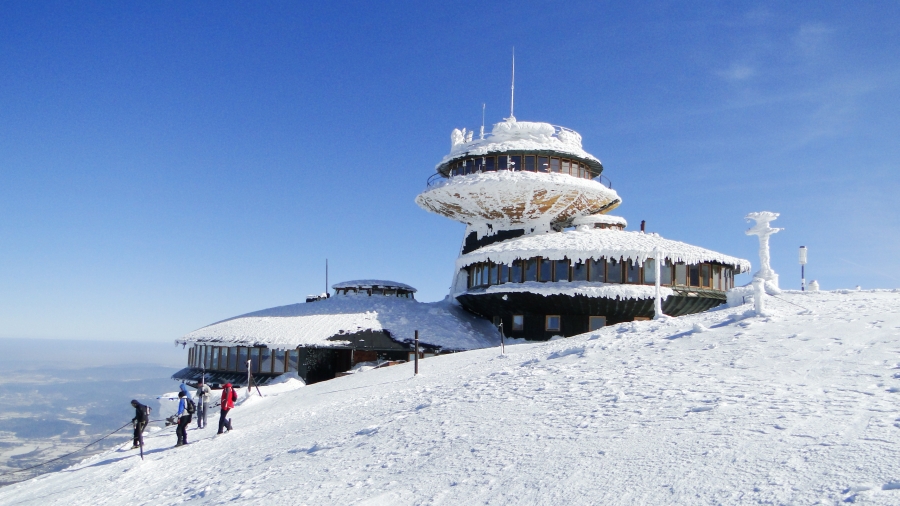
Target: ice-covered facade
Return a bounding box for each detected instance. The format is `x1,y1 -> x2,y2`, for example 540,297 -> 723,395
416,117 -> 751,339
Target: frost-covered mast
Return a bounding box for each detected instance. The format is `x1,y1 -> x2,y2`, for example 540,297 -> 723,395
509,47 -> 515,121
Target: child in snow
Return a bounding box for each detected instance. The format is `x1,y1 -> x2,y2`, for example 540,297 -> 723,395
175,391 -> 193,446
218,383 -> 238,434
130,399 -> 150,449
196,380 -> 211,429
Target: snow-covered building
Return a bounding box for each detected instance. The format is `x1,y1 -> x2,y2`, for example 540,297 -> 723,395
416,117 -> 751,339
172,280 -> 499,386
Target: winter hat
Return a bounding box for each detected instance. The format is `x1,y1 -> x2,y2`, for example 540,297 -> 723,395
130,399 -> 138,406
178,391 -> 185,397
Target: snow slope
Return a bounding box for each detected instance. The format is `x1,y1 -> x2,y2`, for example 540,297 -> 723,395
4,290 -> 900,505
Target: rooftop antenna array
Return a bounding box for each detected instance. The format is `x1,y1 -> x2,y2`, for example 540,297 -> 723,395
509,47 -> 516,120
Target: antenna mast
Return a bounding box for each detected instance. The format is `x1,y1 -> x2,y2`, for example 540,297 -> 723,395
325,258 -> 328,297
509,47 -> 515,120
480,103 -> 485,139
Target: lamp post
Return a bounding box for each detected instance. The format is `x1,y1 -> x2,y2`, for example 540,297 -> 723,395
799,246 -> 807,291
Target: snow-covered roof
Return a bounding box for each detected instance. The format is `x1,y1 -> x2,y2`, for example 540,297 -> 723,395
466,281 -> 674,301
438,118 -> 600,171
332,279 -> 416,292
571,214 -> 627,227
180,295 -> 498,351
456,228 -> 751,272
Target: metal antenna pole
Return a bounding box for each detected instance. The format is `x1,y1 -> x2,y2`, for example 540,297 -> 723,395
326,259 -> 328,297
510,47 -> 515,119
414,330 -> 419,375
480,103 -> 485,139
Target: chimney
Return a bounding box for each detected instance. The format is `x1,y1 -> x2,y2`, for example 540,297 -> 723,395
640,220 -> 646,232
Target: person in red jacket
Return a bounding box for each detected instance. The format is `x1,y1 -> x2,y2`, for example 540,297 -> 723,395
218,383 -> 238,434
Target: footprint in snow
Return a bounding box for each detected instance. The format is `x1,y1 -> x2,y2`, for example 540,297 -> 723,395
689,406 -> 714,413
356,426 -> 379,436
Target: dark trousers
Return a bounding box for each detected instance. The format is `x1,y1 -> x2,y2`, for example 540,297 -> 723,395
133,420 -> 147,447
217,408 -> 232,434
197,400 -> 207,429
176,415 -> 191,445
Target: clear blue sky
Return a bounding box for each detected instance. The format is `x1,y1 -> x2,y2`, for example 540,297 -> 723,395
2,2 -> 898,342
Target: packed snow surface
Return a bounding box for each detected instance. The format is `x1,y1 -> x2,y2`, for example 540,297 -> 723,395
457,228 -> 752,271
180,296 -> 499,351
5,290 -> 900,505
331,280 -> 416,292
461,280 -> 674,301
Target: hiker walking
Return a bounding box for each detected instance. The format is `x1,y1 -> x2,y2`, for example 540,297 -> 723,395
175,391 -> 195,446
218,382 -> 238,434
130,399 -> 150,449
196,380 -> 211,429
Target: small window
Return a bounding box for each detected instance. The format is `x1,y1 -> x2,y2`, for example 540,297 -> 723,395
689,265 -> 700,287
484,156 -> 495,172
538,156 -> 549,173
211,347 -> 219,370
498,155 -> 509,170
626,260 -> 640,284
572,261 -> 588,281
464,158 -> 475,174
250,348 -> 260,373
539,258 -> 552,282
660,261 -> 673,285
562,160 -> 572,175
260,348 -> 272,373
237,347 -> 248,373
589,258 -> 605,282
273,350 -> 285,373
227,348 -> 237,371
550,157 -> 561,173
499,264 -> 509,284
675,263 -> 687,286
525,155 -> 536,172
643,258 -> 656,284
372,287 -> 384,295
701,264 -> 711,288
545,315 -> 561,332
474,157 -> 484,172
607,258 -> 622,283
712,265 -> 722,290
512,314 -> 524,331
554,259 -> 570,282
489,263 -> 498,285
509,155 -> 521,171
511,260 -> 523,283
589,316 -> 606,331
384,289 -> 397,296
525,258 -> 538,282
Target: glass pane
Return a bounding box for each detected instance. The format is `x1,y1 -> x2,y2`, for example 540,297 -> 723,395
713,265 -> 721,290
589,316 -> 606,331
546,316 -> 560,331
572,261 -> 587,281
607,258 -> 622,283
511,261 -> 523,283
228,348 -> 238,371
660,261 -> 672,285
525,155 -> 536,172
701,264 -> 711,287
498,155 -> 508,170
538,156 -> 549,173
689,265 -> 700,287
643,259 -> 656,284
274,350 -> 285,373
260,348 -> 272,374
203,346 -> 211,369
465,158 -> 475,174
539,259 -> 552,282
250,348 -> 260,373
211,348 -> 219,370
562,160 -> 571,175
237,347 -> 248,372
499,264 -> 509,284
675,263 -> 687,285
485,156 -> 495,172
474,157 -> 484,172
512,315 -> 524,331
287,349 -> 299,372
489,263 -> 498,285
550,158 -> 560,173
626,260 -> 640,284
525,258 -> 538,282
555,260 -> 569,282
509,155 -> 521,171
589,258 -> 605,282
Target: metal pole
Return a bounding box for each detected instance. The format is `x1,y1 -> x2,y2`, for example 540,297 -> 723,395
499,322 -> 505,355
247,359 -> 251,394
414,330 -> 419,375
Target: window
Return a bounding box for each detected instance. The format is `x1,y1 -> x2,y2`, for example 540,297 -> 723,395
287,349 -> 299,372
228,348 -> 237,371
237,347 -> 248,372
525,259 -> 538,282
509,155 -> 521,171
525,155 -> 536,172
260,348 -> 272,374
660,261 -> 673,285
372,287 -> 384,295
211,347 -> 219,370
643,258 -> 656,284
572,261 -> 588,281
689,265 -> 700,287
675,263 -> 687,285
701,264 -> 711,288
489,263 -> 498,285
474,157 -> 484,172
589,258 -> 605,282
273,350 -> 285,373
539,258 -> 552,282
485,156 -> 495,172
554,259 -> 570,282
538,156 -> 549,173
464,159 -> 475,174
607,258 -> 622,283
550,158 -> 560,173
626,260 -> 641,284
498,155 -> 508,170
499,264 -> 509,284
545,315 -> 561,332
589,316 -> 606,331
562,160 -> 572,175
511,260 -> 523,283
712,265 -> 721,290
250,348 -> 260,373
512,314 -> 524,331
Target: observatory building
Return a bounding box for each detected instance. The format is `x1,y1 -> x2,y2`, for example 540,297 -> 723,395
416,117 -> 750,340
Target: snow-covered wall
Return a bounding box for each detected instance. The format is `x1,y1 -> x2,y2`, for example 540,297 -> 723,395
180,295 -> 500,351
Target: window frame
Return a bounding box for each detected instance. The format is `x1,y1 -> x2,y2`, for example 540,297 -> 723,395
512,314 -> 524,331
545,315 -> 561,332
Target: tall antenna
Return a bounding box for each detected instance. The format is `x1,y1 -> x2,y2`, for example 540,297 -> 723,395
325,258 -> 329,297
480,103 -> 485,139
509,47 -> 516,120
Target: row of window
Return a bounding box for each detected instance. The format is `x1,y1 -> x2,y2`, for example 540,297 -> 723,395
505,314 -> 608,333
448,154 -> 596,180
188,345 -> 299,374
467,257 -> 735,290
334,287 -> 415,298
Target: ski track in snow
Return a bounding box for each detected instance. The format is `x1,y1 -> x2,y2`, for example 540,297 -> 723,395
3,290 -> 900,505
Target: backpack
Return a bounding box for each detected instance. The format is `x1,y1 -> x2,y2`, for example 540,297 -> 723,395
186,398 -> 196,415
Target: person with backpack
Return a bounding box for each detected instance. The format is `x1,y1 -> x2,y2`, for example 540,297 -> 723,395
130,399 -> 151,450
195,380 -> 211,429
175,391 -> 195,446
218,382 -> 238,434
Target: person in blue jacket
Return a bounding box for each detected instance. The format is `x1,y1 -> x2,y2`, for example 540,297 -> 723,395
175,391 -> 193,447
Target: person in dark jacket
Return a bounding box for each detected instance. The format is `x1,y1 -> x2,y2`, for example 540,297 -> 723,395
196,380 -> 211,429
218,383 -> 238,434
175,391 -> 192,446
130,399 -> 150,449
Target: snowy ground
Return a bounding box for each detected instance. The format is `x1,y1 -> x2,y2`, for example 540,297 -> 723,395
2,290 -> 900,505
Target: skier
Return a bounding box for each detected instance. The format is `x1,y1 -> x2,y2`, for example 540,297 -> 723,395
175,391 -> 194,446
130,399 -> 150,449
218,382 -> 238,434
195,379 -> 211,429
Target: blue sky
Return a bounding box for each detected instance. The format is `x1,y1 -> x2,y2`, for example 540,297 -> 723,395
1,1 -> 898,341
